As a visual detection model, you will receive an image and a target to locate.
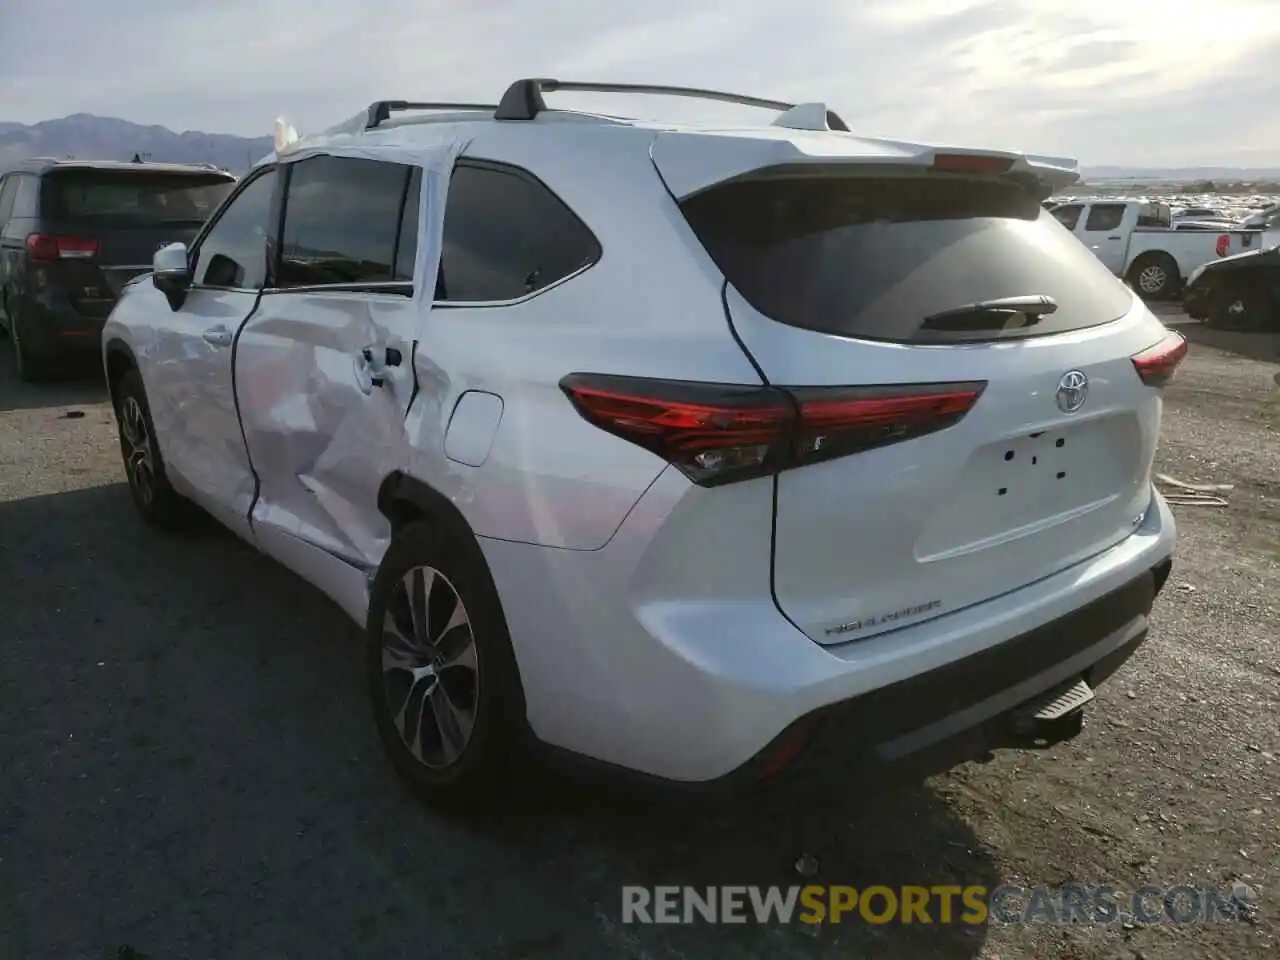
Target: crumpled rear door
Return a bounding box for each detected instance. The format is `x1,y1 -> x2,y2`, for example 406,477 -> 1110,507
234,141 -> 461,581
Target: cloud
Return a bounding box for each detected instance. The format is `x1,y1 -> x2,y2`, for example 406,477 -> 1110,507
1,0 -> 1277,165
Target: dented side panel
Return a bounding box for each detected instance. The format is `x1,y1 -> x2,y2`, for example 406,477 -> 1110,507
235,291 -> 418,570
230,142 -> 462,588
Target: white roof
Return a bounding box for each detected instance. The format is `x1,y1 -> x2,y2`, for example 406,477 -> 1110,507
261,104 -> 1080,197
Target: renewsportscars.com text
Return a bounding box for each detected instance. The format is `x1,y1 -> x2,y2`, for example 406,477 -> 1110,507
621,884 -> 1258,926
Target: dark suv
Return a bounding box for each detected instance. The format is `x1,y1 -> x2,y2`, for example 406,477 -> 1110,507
0,160 -> 236,380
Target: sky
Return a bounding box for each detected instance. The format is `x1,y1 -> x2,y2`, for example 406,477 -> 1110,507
2,0 -> 1279,167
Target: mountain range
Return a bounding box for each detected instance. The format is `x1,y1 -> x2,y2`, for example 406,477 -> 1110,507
3,114 -> 1278,183
0,114 -> 273,173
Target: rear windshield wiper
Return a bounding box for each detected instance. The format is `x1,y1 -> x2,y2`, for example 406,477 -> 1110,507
921,295 -> 1059,332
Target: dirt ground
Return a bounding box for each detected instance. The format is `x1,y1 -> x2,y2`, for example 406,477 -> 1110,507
0,310 -> 1276,959
944,315 -> 1280,960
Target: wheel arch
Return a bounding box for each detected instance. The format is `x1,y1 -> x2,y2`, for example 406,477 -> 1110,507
1129,248 -> 1179,272
104,337 -> 140,407
377,470 -> 480,547
1127,250 -> 1182,297
374,469 -> 531,729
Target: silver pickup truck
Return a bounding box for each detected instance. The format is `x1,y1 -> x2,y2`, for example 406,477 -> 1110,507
1048,199 -> 1266,299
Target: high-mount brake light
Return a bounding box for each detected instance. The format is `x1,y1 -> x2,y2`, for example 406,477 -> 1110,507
559,374 -> 987,486
932,153 -> 1015,174
1131,332 -> 1188,388
25,234 -> 99,261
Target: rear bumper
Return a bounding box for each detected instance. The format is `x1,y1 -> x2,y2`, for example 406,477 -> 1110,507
14,290 -> 109,357
542,560 -> 1169,796
483,477 -> 1178,785
757,558 -> 1168,787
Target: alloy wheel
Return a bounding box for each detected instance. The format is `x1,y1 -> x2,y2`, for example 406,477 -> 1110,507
380,566 -> 480,769
120,396 -> 155,506
1137,264 -> 1168,295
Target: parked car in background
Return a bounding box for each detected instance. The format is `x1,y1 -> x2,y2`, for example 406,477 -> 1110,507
0,159 -> 236,380
1182,244 -> 1280,332
1048,198 -> 1263,300
102,80 -> 1180,803
1238,203 -> 1280,247
1171,206 -> 1233,224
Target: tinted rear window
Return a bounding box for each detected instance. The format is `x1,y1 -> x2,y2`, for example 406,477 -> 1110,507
40,171 -> 235,224
679,175 -> 1135,343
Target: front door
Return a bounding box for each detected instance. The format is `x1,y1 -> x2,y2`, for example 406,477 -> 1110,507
147,166 -> 279,539
235,152 -> 428,597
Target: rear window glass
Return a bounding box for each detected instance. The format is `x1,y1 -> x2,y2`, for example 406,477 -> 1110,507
1137,203 -> 1171,228
41,171 -> 235,223
679,175 -> 1135,343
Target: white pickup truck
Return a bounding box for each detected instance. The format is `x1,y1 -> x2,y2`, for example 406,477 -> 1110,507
1048,199 -> 1266,299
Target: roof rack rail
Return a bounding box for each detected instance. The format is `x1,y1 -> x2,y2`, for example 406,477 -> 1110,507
365,99 -> 497,130
493,78 -> 850,130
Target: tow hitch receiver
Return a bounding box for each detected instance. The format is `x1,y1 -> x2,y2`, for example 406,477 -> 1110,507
1009,678 -> 1096,748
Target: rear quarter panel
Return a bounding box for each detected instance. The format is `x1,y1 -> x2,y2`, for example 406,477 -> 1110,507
401,124 -> 765,552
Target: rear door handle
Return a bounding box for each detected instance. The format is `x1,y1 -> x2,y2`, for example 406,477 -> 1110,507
355,344 -> 404,391
202,325 -> 233,347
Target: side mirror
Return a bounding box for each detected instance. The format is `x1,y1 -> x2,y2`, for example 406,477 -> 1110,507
152,242 -> 192,309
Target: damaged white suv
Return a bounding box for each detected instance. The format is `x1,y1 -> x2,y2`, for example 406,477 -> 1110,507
103,79 -> 1182,801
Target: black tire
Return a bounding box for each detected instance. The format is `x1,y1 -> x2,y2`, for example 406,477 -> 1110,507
367,519 -> 526,809
1128,254 -> 1180,301
1207,284 -> 1275,333
113,367 -> 198,527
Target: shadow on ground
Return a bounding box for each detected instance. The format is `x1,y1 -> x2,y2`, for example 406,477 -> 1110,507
0,345 -> 109,413
0,484 -> 999,959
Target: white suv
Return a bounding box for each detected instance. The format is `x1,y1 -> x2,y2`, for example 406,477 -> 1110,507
102,79 -> 1182,801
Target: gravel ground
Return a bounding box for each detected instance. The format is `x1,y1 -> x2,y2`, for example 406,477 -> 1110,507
0,313 -> 1276,960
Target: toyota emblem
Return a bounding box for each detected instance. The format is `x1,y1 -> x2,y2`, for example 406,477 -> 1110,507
1056,370 -> 1089,413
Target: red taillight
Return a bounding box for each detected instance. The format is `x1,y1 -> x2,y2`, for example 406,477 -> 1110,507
1131,332 -> 1188,388
1215,234 -> 1230,258
25,234 -> 99,261
560,374 -> 986,486
932,153 -> 1015,174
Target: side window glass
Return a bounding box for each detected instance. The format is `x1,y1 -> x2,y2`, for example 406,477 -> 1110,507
437,164 -> 601,302
1084,204 -> 1125,232
192,169 -> 277,289
1051,204 -> 1082,231
12,176 -> 40,218
0,178 -> 16,226
279,155 -> 413,287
